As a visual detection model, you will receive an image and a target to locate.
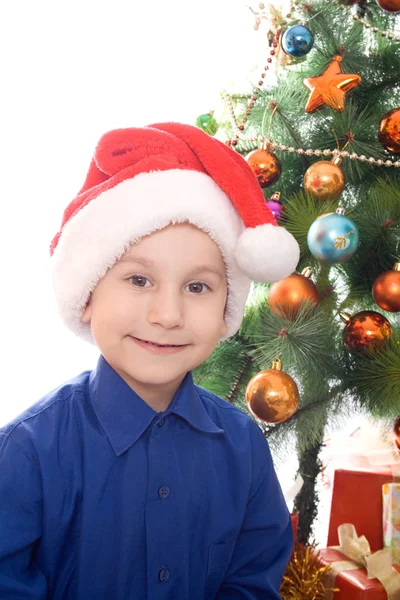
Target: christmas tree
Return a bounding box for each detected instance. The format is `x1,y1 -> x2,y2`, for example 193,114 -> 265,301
193,0 -> 400,544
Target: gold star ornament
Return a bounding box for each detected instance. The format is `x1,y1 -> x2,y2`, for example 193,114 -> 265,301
303,56 -> 361,113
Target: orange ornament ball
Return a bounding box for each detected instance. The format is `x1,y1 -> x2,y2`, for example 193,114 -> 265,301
341,310 -> 392,355
393,416 -> 400,443
372,264 -> 400,312
394,439 -> 400,459
268,268 -> 319,319
378,108 -> 400,154
245,148 -> 282,188
245,359 -> 299,423
393,417 -> 400,458
304,160 -> 345,201
376,0 -> 400,11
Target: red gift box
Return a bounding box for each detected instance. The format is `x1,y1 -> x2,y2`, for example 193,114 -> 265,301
328,469 -> 400,553
320,546 -> 400,599
319,547 -> 400,599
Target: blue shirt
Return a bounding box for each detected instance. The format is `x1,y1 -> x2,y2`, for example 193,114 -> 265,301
0,355 -> 293,599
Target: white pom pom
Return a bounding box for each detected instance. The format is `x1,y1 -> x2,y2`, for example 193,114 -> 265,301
235,224 -> 300,283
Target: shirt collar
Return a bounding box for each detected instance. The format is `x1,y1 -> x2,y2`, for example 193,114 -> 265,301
89,355 -> 224,456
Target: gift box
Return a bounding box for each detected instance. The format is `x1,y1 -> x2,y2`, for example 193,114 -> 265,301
320,547 -> 400,599
328,469 -> 400,553
383,484 -> 400,565
320,524 -> 400,599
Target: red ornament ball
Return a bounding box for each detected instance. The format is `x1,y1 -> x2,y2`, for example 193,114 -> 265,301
393,416 -> 400,443
392,417 -> 400,458
372,264 -> 400,312
341,310 -> 392,355
245,148 -> 282,188
378,108 -> 400,154
376,0 -> 400,11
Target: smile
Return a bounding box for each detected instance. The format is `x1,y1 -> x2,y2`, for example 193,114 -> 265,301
130,337 -> 189,355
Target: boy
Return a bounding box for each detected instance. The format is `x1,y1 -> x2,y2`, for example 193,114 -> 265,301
0,122 -> 300,599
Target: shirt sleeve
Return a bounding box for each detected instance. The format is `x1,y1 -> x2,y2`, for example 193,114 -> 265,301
0,433 -> 48,599
216,422 -> 293,599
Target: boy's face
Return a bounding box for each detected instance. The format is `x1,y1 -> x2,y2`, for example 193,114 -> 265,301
81,222 -> 228,410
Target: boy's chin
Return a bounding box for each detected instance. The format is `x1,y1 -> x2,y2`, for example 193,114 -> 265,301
123,362 -> 190,382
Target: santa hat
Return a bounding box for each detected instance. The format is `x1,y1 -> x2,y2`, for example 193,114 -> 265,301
50,122 -> 300,344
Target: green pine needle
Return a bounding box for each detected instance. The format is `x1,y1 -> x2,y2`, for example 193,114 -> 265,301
342,334 -> 400,418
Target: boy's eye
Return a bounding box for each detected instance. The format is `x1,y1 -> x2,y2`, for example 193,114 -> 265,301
131,275 -> 149,287
187,282 -> 210,294
129,276 -> 210,294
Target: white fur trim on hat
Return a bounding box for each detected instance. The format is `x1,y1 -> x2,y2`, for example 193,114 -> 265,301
235,223 -> 300,283
51,169 -> 252,344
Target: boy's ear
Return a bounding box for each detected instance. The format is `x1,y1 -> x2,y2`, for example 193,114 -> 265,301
80,299 -> 92,324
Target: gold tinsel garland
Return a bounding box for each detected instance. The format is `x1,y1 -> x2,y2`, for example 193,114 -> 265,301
280,542 -> 338,600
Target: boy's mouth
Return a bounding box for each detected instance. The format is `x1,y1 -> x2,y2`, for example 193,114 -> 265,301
132,337 -> 184,348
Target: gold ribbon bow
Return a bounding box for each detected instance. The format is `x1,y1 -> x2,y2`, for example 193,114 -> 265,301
326,523 -> 400,600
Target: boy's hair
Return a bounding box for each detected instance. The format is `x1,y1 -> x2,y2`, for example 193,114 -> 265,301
50,123 -> 299,344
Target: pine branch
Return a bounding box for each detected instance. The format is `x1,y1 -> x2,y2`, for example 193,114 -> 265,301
226,354 -> 254,404
342,334 -> 400,417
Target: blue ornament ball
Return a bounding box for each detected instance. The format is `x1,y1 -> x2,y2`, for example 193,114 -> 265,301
307,211 -> 360,264
282,25 -> 314,58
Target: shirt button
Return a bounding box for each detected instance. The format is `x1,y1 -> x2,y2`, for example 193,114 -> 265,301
158,485 -> 170,499
157,417 -> 166,428
159,567 -> 169,582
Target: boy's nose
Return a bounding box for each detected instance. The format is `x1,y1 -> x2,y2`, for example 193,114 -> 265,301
147,291 -> 184,329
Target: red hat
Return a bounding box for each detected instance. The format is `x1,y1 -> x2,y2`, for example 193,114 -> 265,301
51,122 -> 300,343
